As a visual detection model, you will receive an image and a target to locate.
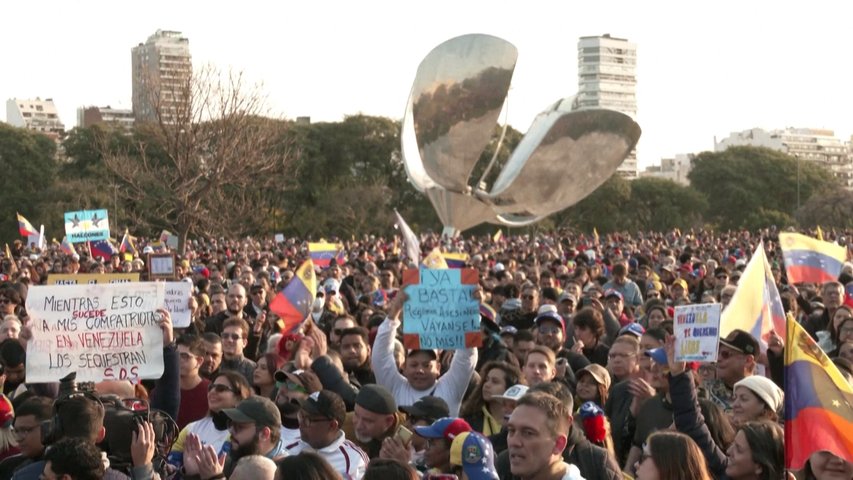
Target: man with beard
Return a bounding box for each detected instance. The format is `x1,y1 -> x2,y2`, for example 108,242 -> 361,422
223,396 -> 288,475
285,390 -> 368,480
273,369 -> 323,445
338,327 -> 375,386
200,333 -> 224,379
205,284 -> 249,334
0,340 -> 27,399
344,384 -> 404,458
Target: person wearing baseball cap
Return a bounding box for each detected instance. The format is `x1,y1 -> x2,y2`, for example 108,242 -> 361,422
709,329 -> 760,415
344,384 -> 404,458
534,307 -> 565,353
399,396 -> 451,455
372,292 -> 477,417
223,396 -> 288,466
285,390 -> 368,480
449,431 -> 499,480
414,417 -> 473,475
273,369 -> 323,444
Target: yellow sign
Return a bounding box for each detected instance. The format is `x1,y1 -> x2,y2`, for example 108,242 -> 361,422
47,273 -> 140,285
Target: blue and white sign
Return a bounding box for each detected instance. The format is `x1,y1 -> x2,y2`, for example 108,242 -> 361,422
64,209 -> 110,243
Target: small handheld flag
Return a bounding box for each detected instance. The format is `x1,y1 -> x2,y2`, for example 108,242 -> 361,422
269,260 -> 317,333
16,213 -> 38,237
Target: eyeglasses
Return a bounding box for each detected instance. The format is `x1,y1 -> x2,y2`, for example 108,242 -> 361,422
717,350 -> 742,360
298,412 -> 332,427
0,298 -> 10,304
222,333 -> 243,341
228,421 -> 256,434
208,383 -> 236,393
522,295 -> 536,300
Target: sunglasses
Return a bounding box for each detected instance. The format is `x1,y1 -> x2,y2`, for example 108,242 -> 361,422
208,383 -> 236,394
222,333 -> 243,341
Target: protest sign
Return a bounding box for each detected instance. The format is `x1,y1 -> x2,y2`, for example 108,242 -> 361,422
47,273 -> 140,285
274,233 -> 285,243
674,303 -> 722,362
148,253 -> 177,280
25,282 -> 166,383
160,230 -> 179,249
164,281 -> 193,328
64,209 -> 110,243
401,268 -> 481,350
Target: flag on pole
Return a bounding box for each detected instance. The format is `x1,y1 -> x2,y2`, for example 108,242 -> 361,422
493,229 -> 503,242
120,229 -> 138,256
720,242 -> 787,348
16,213 -> 38,237
779,232 -> 846,284
816,226 -> 825,241
394,209 -> 420,265
60,237 -> 76,256
442,252 -> 469,269
422,248 -> 448,269
308,242 -> 345,269
785,318 -> 853,468
592,228 -> 600,245
89,239 -> 118,260
269,259 -> 317,333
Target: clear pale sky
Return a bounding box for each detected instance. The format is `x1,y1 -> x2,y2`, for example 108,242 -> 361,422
3,0 -> 851,169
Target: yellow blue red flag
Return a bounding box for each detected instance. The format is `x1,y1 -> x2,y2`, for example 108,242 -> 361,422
422,248 -> 448,269
785,318 -> 853,468
16,213 -> 38,237
308,242 -> 345,269
269,259 -> 317,333
779,232 -> 846,284
720,242 -> 786,347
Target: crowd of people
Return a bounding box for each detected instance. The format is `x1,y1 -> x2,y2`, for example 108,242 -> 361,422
0,227 -> 850,480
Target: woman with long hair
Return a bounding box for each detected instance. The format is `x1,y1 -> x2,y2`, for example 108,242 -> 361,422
253,352 -> 284,399
634,431 -> 712,480
167,371 -> 252,471
663,336 -> 784,480
575,364 -> 611,408
274,451 -> 342,480
460,361 -> 522,436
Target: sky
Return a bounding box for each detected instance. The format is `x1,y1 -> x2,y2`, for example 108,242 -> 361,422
3,1 -> 853,170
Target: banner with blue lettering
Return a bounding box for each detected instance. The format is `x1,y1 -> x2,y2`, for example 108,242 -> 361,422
402,268 -> 481,350
64,209 -> 110,242
674,303 -> 721,362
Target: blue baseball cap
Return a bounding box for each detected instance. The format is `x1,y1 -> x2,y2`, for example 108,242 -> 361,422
414,417 -> 471,441
450,431 -> 499,480
644,348 -> 668,365
619,323 -> 645,338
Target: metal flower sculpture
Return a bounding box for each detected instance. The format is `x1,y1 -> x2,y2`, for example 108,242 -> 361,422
402,34 -> 642,235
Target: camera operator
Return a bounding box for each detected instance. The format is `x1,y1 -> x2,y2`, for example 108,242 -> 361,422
0,397 -> 52,476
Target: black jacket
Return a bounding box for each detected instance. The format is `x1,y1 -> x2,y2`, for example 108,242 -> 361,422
495,424 -> 622,480
669,370 -> 729,479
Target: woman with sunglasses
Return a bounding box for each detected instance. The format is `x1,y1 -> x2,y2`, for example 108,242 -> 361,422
167,371 -> 252,472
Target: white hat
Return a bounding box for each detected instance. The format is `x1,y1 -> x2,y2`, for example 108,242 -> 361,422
492,384 -> 529,402
734,375 -> 783,413
494,262 -> 505,272
142,246 -> 154,254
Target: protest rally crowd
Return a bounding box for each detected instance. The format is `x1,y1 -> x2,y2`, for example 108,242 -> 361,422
0,227 -> 850,480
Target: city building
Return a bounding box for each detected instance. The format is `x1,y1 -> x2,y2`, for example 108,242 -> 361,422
715,127 -> 853,189
5,98 -> 65,139
577,34 -> 638,178
131,29 -> 192,124
640,154 -> 694,186
77,105 -> 135,130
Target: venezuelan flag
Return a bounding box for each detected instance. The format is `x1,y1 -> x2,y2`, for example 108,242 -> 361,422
89,239 -> 118,260
493,230 -> 503,242
442,252 -> 469,269
779,232 -> 846,284
60,237 -> 76,256
720,242 -> 786,347
120,230 -> 138,255
422,248 -> 448,269
846,283 -> 853,309
269,259 -> 317,333
16,213 -> 38,237
785,318 -> 853,469
308,242 -> 344,269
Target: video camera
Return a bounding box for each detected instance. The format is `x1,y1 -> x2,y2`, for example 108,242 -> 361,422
42,372 -> 178,475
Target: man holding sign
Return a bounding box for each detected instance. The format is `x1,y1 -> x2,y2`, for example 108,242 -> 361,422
371,281 -> 478,417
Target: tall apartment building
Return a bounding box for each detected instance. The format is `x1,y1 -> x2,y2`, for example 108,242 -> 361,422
131,30 -> 192,124
77,106 -> 135,130
6,98 -> 65,139
715,127 -> 853,188
577,34 -> 638,178
640,154 -> 694,186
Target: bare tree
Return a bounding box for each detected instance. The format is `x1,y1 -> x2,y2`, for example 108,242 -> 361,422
100,64 -> 296,251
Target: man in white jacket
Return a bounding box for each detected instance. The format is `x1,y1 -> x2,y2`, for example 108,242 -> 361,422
371,292 -> 477,417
